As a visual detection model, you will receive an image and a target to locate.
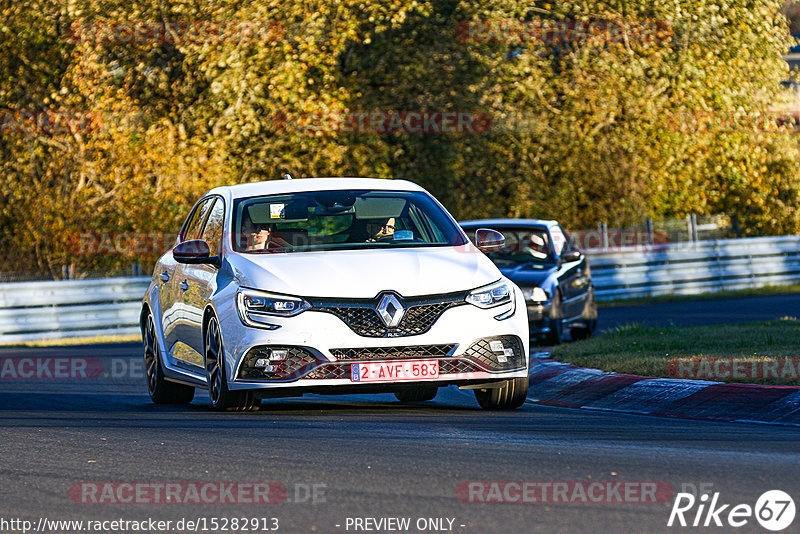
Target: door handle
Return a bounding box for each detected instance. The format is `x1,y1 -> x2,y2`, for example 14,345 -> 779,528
159,271 -> 170,283
179,280 -> 190,292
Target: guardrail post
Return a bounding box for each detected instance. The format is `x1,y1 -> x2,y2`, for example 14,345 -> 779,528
687,214 -> 698,243
132,262 -> 141,276
599,222 -> 608,250
645,218 -> 654,245
61,265 -> 72,280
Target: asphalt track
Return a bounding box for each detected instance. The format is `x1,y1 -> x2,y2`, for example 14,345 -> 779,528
2,294 -> 800,534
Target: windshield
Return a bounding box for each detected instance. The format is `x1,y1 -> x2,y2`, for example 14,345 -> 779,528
232,189 -> 467,253
482,227 -> 555,263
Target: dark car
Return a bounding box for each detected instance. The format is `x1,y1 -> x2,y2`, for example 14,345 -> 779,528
460,219 -> 597,344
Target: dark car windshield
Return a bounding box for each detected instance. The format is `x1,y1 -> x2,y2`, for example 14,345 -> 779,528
473,227 -> 555,264
232,189 -> 467,253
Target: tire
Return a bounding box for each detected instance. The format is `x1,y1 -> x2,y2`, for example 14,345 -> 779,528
474,377 -> 529,410
143,313 -> 195,404
205,316 -> 259,412
571,319 -> 597,340
543,290 -> 563,345
571,290 -> 598,341
395,387 -> 438,403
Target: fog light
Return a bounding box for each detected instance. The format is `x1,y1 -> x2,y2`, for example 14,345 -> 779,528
503,348 -> 514,357
253,358 -> 275,373
490,340 -> 504,352
270,349 -> 288,361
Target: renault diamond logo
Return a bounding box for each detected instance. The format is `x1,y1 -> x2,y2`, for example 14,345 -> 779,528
376,293 -> 405,328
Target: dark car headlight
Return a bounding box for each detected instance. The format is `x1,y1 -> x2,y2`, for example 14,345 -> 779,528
521,287 -> 549,303
236,288 -> 311,328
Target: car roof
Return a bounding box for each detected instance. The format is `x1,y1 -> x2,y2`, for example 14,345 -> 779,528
207,177 -> 425,200
459,218 -> 559,229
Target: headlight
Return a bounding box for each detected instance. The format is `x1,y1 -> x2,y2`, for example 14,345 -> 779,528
466,279 -> 514,309
236,288 -> 311,328
522,287 -> 549,303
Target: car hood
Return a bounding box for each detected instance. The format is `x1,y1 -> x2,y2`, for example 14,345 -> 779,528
227,245 -> 501,298
494,261 -> 557,287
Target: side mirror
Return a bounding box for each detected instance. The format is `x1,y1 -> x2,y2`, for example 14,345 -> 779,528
173,239 -> 220,267
475,229 -> 505,253
561,250 -> 582,263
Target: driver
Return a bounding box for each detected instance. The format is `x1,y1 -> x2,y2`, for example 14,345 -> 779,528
365,218 -> 395,242
523,233 -> 550,258
245,224 -> 289,251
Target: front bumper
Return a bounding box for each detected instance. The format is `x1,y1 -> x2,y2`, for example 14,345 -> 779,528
215,290 -> 529,392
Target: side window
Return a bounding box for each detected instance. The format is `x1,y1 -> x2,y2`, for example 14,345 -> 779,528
550,226 -> 568,256
201,198 -> 225,256
407,203 -> 445,242
181,198 -> 213,242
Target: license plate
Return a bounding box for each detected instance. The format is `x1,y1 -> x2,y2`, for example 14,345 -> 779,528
350,360 -> 439,383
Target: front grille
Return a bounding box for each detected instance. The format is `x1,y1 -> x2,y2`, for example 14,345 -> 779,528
306,363 -> 351,380
330,344 -> 456,361
238,346 -> 319,380
438,359 -> 483,375
462,336 -> 525,371
310,292 -> 467,338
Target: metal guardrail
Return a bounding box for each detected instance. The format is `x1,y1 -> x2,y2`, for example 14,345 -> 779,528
588,235 -> 800,301
0,235 -> 798,344
0,277 -> 150,345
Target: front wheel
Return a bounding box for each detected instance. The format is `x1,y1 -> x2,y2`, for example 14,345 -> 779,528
395,387 -> 438,403
543,291 -> 563,345
474,377 -> 528,410
571,319 -> 597,341
205,316 -> 259,412
571,290 -> 598,341
143,313 -> 194,404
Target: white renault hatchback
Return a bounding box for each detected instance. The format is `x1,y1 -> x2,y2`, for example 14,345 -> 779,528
141,178 -> 529,411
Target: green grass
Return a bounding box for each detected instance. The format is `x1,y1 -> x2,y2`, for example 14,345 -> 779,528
598,284 -> 800,308
551,318 -> 800,385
